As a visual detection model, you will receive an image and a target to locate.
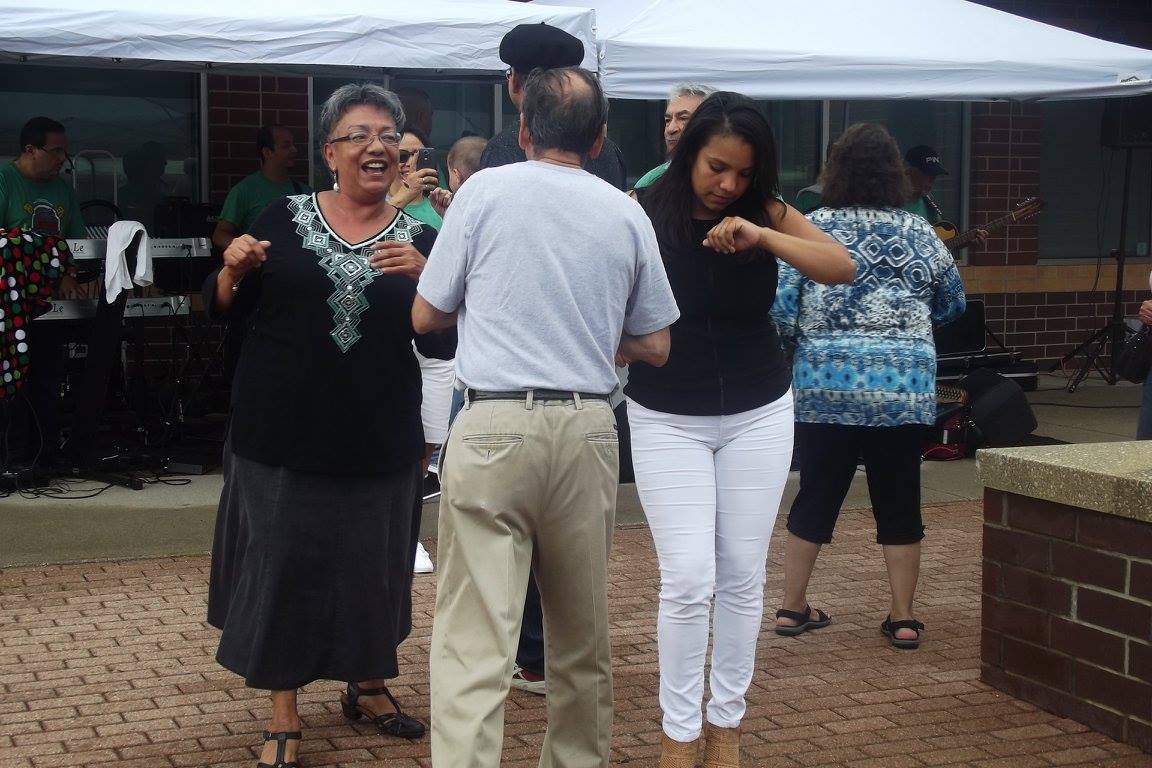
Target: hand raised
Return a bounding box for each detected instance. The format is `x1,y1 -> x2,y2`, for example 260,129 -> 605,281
223,235 -> 270,276
429,188 -> 453,217
408,168 -> 440,196
703,216 -> 764,255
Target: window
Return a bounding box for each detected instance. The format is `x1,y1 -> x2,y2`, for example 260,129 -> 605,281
1039,99 -> 1152,260
391,77 -> 498,152
829,100 -> 965,224
607,99 -> 665,187
0,64 -> 202,231
764,101 -> 823,205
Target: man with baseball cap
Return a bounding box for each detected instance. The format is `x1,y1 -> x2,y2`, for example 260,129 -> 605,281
904,145 -> 986,244
477,22 -> 629,701
903,144 -> 948,225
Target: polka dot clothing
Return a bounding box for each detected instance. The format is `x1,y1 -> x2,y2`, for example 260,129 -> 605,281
0,228 -> 72,399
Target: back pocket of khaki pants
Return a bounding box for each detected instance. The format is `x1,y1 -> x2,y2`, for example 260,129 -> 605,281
585,432 -> 619,467
461,434 -> 523,461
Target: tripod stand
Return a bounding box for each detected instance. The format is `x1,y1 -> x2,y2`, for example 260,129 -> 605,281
1049,146 -> 1136,393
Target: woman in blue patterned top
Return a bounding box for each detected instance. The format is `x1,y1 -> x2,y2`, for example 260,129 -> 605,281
771,122 -> 966,650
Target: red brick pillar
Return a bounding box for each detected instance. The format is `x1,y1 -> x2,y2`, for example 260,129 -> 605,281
968,102 -> 1042,266
206,75 -> 310,206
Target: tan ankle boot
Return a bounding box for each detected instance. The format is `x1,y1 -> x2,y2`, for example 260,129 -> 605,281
659,733 -> 699,768
702,723 -> 740,768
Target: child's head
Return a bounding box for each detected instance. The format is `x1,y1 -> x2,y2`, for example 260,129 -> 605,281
446,136 -> 488,192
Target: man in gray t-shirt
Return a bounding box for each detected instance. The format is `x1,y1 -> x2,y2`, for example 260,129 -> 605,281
415,67 -> 678,768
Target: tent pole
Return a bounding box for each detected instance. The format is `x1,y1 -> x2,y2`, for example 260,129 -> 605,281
493,83 -> 504,134
307,76 -> 315,191
199,72 -> 209,205
820,100 -> 831,163
960,101 -> 972,252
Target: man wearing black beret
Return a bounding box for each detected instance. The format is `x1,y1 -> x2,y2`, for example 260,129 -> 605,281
478,23 -> 627,189
475,22 -> 629,705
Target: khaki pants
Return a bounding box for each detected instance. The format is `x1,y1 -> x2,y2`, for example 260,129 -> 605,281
430,394 -> 619,768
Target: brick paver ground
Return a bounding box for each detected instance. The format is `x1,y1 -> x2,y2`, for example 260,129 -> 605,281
2,501 -> 1150,768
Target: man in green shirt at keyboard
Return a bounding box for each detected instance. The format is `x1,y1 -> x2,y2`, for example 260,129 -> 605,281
0,117 -> 86,243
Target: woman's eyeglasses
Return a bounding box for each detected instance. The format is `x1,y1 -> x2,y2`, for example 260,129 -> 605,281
328,130 -> 401,147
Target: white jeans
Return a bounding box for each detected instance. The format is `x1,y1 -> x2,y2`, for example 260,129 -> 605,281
626,392 -> 794,742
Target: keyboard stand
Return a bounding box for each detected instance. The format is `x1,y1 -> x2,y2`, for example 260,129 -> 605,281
61,234 -> 147,490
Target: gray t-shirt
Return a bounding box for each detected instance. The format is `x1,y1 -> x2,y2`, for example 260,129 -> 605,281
417,161 -> 679,394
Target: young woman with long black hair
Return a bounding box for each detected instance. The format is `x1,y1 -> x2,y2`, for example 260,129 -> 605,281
623,92 -> 855,767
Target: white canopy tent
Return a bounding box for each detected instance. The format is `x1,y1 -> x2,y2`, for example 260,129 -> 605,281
533,0 -> 1152,100
0,0 -> 597,74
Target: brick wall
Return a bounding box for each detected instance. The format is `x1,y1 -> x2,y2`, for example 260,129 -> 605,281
206,74 -> 310,206
968,102 -> 1042,268
972,290 -> 1145,364
981,489 -> 1152,752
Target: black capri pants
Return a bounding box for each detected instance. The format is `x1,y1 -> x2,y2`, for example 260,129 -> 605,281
786,421 -> 927,546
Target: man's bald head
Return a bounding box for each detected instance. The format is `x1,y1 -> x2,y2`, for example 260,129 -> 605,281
520,67 -> 607,156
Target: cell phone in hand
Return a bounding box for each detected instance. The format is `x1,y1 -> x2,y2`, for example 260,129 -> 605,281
415,148 -> 437,172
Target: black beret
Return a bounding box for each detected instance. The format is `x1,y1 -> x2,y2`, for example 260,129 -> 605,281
499,23 -> 584,72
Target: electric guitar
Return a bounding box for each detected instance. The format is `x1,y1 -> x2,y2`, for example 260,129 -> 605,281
933,197 -> 1046,253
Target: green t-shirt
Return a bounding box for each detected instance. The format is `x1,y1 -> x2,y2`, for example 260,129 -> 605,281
633,161 -> 670,190
903,195 -> 943,225
795,185 -> 823,215
219,171 -> 308,233
0,162 -> 86,238
403,195 -> 442,230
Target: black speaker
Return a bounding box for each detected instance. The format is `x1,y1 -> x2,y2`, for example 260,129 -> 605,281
961,368 -> 1037,447
934,299 -> 987,357
1101,95 -> 1152,148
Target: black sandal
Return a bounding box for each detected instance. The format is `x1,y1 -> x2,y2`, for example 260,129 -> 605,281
774,604 -> 831,636
881,615 -> 925,649
341,682 -> 426,740
257,730 -> 300,768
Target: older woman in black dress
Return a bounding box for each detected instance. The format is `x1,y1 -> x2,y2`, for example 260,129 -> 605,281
204,83 -> 454,768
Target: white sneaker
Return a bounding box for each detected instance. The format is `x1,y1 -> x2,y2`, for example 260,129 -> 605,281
414,541 -> 435,574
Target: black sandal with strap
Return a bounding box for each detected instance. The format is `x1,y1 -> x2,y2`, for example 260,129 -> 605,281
257,730 -> 301,768
341,682 -> 426,740
774,604 -> 832,636
881,615 -> 925,649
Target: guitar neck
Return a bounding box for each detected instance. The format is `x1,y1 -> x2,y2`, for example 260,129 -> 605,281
944,202 -> 1046,251
948,210 -> 1019,250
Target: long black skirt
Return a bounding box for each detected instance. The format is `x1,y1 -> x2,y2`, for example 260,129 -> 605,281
207,446 -> 422,690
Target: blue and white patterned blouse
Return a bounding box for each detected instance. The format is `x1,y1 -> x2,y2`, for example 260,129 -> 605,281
772,207 -> 966,426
